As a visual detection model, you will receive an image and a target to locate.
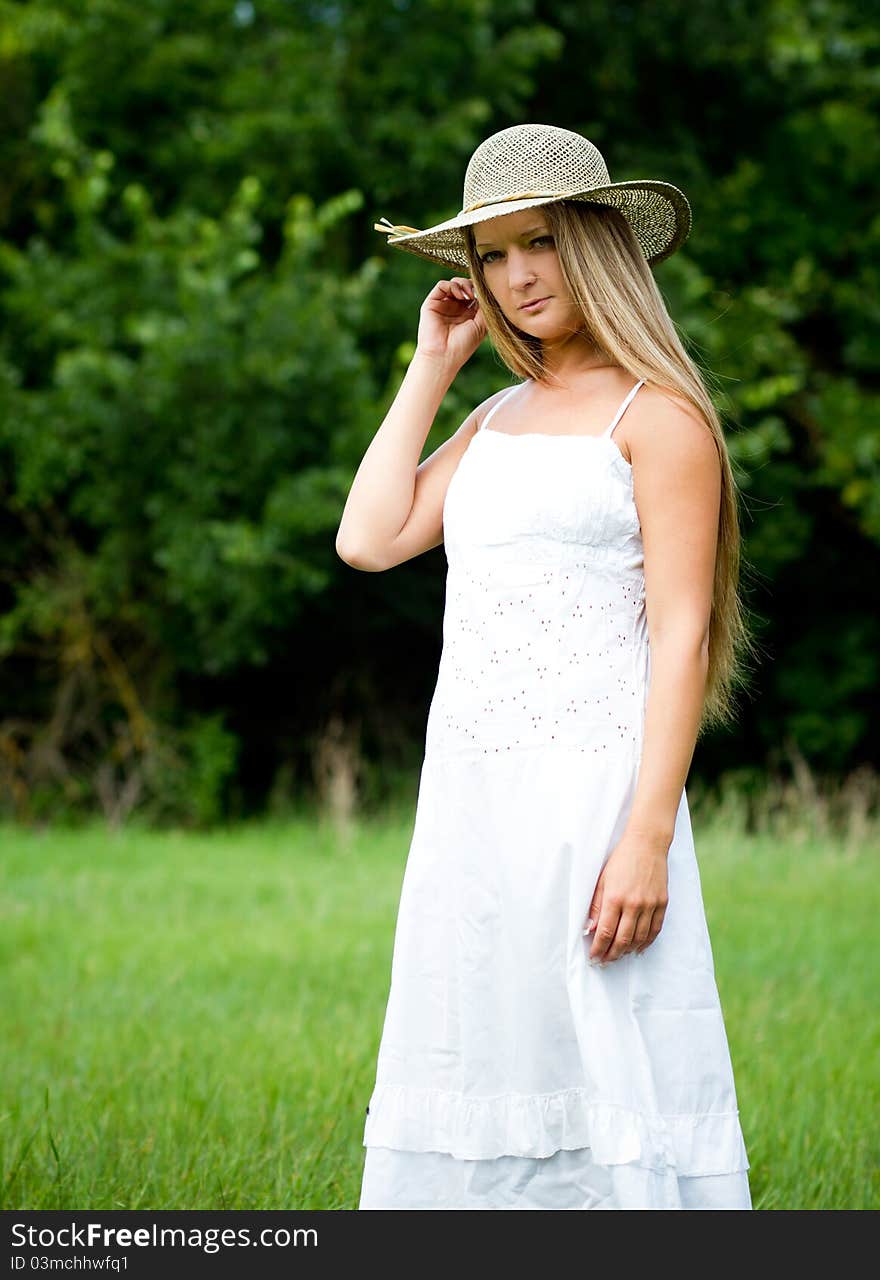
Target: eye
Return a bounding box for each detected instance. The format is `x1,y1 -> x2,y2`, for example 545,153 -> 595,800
479,235 -> 553,264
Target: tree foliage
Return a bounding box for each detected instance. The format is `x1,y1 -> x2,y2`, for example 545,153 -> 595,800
0,0 -> 877,823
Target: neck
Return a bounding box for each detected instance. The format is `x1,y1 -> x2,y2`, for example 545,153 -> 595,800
536,330 -> 619,389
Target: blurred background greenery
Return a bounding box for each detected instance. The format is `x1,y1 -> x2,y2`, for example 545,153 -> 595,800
2,0 -> 878,1216
0,0 -> 878,829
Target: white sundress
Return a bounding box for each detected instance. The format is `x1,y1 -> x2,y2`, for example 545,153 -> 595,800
359,378 -> 752,1210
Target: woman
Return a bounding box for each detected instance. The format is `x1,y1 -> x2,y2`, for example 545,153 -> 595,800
337,123 -> 756,1210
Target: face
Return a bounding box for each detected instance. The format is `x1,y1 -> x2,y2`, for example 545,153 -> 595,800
472,208 -> 581,339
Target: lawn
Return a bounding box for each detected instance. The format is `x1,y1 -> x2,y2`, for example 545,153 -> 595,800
1,804 -> 876,1210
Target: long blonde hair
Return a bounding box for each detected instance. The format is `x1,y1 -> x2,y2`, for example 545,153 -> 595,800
463,200 -> 761,739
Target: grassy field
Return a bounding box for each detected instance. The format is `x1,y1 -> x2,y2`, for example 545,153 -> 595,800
1,800 -> 877,1210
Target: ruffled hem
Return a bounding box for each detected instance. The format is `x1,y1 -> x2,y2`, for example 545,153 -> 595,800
363,1083 -> 750,1177
359,1145 -> 753,1210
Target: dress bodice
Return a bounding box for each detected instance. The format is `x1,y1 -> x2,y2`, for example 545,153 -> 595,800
429,380 -> 651,760
443,427 -> 644,576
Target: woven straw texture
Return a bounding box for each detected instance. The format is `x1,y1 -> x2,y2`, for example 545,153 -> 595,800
374,123 -> 691,272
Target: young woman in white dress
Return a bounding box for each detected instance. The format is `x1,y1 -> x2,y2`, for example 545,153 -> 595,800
338,125 -> 758,1210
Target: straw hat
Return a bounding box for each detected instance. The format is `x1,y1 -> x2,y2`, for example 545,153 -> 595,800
373,123 -> 691,272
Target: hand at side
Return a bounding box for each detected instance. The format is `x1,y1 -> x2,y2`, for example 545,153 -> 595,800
584,833 -> 670,965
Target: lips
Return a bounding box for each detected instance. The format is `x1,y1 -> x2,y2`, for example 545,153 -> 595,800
519,297 -> 550,311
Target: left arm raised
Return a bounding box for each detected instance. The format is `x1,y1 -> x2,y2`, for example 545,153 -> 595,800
586,391 -> 721,965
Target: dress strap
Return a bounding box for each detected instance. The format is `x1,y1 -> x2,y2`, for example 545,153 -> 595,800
478,384 -> 522,430
602,379 -> 646,439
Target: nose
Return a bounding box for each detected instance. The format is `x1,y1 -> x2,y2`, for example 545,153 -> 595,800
504,245 -> 538,291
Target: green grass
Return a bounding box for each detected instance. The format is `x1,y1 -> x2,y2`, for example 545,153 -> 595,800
0,806 -> 877,1210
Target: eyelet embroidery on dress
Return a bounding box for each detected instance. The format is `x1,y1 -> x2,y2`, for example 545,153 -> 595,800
432,381 -> 648,759
432,560 -> 646,757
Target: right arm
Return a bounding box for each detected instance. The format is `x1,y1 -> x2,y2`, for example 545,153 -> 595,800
335,275 -> 488,572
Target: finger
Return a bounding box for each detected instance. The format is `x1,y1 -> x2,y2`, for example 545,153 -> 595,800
589,900 -> 620,964
632,910 -> 653,953
649,905 -> 667,946
428,285 -> 474,317
637,907 -> 666,954
583,878 -> 604,938
605,909 -> 639,963
430,280 -> 467,303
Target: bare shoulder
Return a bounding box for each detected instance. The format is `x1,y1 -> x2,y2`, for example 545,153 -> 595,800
471,384 -> 522,432
441,384 -> 514,445
622,383 -> 718,472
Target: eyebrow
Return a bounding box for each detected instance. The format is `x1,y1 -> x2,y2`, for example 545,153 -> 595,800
475,225 -> 548,250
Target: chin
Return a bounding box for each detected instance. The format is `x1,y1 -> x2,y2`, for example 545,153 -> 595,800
513,311 -> 552,328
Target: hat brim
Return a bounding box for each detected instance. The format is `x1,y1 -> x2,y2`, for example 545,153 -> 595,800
375,181 -> 691,272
